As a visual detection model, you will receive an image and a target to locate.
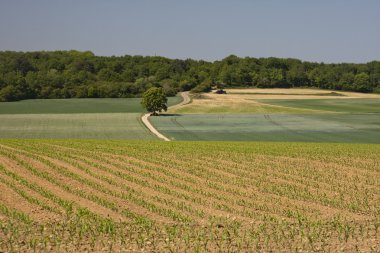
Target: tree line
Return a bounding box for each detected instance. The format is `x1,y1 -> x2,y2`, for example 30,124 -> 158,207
0,50 -> 379,101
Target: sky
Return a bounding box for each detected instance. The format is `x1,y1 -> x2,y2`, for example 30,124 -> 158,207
0,0 -> 379,63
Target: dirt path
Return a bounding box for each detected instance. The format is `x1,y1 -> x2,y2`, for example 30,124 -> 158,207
141,92 -> 190,141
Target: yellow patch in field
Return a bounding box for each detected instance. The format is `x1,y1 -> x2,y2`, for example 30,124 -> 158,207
224,88 -> 380,99
168,88 -> 380,113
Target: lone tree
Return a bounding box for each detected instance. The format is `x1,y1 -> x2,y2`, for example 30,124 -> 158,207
141,87 -> 168,115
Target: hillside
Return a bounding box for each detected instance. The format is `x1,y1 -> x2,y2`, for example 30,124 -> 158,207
1,51 -> 380,102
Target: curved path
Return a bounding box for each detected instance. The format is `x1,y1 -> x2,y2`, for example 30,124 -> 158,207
141,92 -> 190,141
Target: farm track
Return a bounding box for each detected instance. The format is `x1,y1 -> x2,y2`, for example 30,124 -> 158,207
142,92 -> 190,141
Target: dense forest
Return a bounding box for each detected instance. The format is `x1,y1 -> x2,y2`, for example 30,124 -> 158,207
0,50 -> 379,101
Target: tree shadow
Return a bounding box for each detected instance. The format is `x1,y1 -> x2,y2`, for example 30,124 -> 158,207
157,113 -> 182,117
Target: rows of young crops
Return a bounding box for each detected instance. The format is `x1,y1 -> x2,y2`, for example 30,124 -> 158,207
0,140 -> 379,252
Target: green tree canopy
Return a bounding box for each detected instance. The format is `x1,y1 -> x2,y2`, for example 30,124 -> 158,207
354,73 -> 370,92
0,50 -> 379,101
141,87 -> 168,115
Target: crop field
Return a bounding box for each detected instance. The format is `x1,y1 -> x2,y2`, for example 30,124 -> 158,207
0,113 -> 156,140
157,89 -> 380,142
168,88 -> 380,114
259,98 -> 380,113
0,140 -> 379,252
151,113 -> 380,142
0,96 -> 181,139
168,93 -> 319,114
223,88 -> 380,98
0,96 -> 182,114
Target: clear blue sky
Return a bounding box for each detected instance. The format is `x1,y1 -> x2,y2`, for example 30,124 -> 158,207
0,0 -> 379,63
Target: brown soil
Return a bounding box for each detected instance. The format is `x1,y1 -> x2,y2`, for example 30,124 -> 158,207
0,180 -> 57,221
38,144 -> 289,222
42,144 -> 269,223
0,150 -> 125,221
0,141 -> 378,252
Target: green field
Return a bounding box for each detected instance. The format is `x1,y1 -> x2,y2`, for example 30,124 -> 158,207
0,96 -> 182,139
152,96 -> 380,143
0,96 -> 182,114
259,98 -> 380,113
0,139 -> 379,252
0,113 -> 156,139
151,113 -> 380,142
